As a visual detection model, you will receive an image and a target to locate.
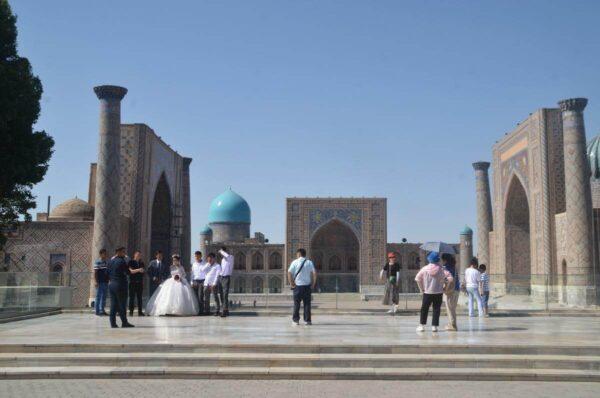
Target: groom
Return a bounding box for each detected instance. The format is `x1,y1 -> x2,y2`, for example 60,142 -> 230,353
148,250 -> 168,297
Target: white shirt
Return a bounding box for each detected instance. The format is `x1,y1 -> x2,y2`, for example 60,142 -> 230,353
204,263 -> 222,287
219,250 -> 234,276
190,260 -> 208,281
465,267 -> 481,288
287,257 -> 316,286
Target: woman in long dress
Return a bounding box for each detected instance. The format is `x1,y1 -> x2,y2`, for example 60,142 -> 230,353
146,254 -> 199,316
381,252 -> 400,314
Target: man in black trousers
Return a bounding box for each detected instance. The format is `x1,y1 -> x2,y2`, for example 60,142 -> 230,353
128,250 -> 145,316
147,250 -> 165,297
108,247 -> 134,328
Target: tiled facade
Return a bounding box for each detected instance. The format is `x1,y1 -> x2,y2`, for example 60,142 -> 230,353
484,104 -> 600,305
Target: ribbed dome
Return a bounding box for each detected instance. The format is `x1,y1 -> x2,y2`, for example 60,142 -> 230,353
208,189 -> 251,224
199,225 -> 213,235
460,225 -> 473,235
588,134 -> 600,180
50,197 -> 94,220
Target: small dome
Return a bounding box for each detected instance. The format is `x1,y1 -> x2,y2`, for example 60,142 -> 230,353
208,189 -> 251,224
50,197 -> 94,220
199,225 -> 213,235
460,225 -> 473,235
587,134 -> 600,180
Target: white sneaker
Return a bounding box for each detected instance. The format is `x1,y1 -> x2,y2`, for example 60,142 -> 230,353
387,308 -> 394,314
292,321 -> 299,326
416,325 -> 425,332
431,326 -> 439,333
393,305 -> 398,314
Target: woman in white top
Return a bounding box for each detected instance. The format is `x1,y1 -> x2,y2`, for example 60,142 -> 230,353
146,254 -> 199,316
464,258 -> 484,317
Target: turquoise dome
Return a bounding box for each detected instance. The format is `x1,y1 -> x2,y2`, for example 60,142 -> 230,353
588,134 -> 600,180
199,225 -> 213,235
208,189 -> 251,224
460,225 -> 473,235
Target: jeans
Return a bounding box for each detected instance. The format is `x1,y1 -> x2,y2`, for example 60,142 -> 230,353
467,286 -> 484,317
293,285 -> 312,323
482,291 -> 490,312
192,280 -> 205,315
108,282 -> 128,326
218,276 -> 230,312
95,283 -> 108,314
128,281 -> 143,315
204,285 -> 220,314
420,293 -> 443,326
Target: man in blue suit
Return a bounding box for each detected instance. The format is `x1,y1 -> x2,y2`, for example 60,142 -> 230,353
147,250 -> 168,297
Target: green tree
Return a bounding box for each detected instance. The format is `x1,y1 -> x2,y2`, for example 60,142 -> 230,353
0,0 -> 54,248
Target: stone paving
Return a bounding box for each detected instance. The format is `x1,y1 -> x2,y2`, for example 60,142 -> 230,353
0,379 -> 599,398
1,313 -> 599,347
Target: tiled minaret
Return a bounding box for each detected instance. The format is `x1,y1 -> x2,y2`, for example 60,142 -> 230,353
473,161 -> 493,266
558,97 -> 596,306
90,85 -> 127,303
459,225 -> 473,276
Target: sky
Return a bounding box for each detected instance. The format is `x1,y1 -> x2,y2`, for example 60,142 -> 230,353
10,0 -> 600,246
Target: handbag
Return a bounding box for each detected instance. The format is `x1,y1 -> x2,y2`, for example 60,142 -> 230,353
290,259 -> 308,290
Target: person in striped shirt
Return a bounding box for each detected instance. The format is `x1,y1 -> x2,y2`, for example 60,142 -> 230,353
479,264 -> 490,317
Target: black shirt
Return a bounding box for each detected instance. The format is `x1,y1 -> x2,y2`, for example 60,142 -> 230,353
108,256 -> 129,285
383,262 -> 400,278
128,259 -> 144,284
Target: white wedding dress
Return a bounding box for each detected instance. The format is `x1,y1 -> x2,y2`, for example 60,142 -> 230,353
146,265 -> 199,316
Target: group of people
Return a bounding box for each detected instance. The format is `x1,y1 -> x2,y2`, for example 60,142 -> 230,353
93,246 -> 234,328
94,244 -> 491,330
381,251 -> 490,332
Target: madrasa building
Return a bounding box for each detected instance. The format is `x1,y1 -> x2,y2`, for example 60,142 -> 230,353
200,192 -> 463,295
472,97 -> 600,307
1,85 -> 192,307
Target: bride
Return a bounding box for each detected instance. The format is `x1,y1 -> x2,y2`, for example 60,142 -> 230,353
146,254 -> 199,316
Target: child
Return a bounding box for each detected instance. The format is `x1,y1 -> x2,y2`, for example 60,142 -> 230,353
479,264 -> 490,317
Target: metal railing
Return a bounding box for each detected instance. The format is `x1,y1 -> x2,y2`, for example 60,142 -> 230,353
0,270 -> 598,315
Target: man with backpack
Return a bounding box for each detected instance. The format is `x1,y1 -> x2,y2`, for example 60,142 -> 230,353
287,248 -> 317,326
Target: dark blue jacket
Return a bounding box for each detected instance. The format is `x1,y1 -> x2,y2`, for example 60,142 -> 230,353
108,256 -> 129,286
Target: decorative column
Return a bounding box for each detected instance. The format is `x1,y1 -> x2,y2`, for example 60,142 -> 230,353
558,97 -> 596,306
89,85 -> 127,304
473,161 -> 493,266
181,157 -> 192,268
459,225 -> 473,277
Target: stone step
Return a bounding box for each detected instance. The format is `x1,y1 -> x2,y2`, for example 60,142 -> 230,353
1,366 -> 599,381
2,343 -> 599,356
1,352 -> 599,371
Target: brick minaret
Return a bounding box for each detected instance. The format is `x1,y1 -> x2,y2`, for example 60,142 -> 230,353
473,161 -> 493,266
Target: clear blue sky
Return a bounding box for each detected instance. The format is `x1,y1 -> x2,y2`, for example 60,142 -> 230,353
11,0 -> 600,246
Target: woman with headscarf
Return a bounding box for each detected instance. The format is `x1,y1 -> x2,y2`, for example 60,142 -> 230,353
381,252 -> 400,314
415,251 -> 454,333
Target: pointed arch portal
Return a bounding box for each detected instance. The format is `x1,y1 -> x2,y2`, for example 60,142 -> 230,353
310,219 -> 360,292
504,175 -> 531,294
150,174 -> 172,262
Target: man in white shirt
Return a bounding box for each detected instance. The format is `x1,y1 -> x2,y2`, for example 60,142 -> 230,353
287,248 -> 317,326
218,247 -> 234,317
203,253 -> 222,316
190,251 -> 209,316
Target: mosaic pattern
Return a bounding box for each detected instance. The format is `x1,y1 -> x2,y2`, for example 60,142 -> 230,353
309,208 -> 362,234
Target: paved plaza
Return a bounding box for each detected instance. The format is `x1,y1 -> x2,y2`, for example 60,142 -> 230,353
1,379 -> 599,398
1,313 -> 599,347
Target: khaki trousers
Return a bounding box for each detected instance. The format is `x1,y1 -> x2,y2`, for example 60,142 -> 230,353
445,290 -> 459,328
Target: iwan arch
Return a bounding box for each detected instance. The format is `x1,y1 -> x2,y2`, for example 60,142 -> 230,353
474,98 -> 600,306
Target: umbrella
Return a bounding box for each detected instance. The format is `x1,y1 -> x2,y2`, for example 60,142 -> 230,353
420,241 -> 456,254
